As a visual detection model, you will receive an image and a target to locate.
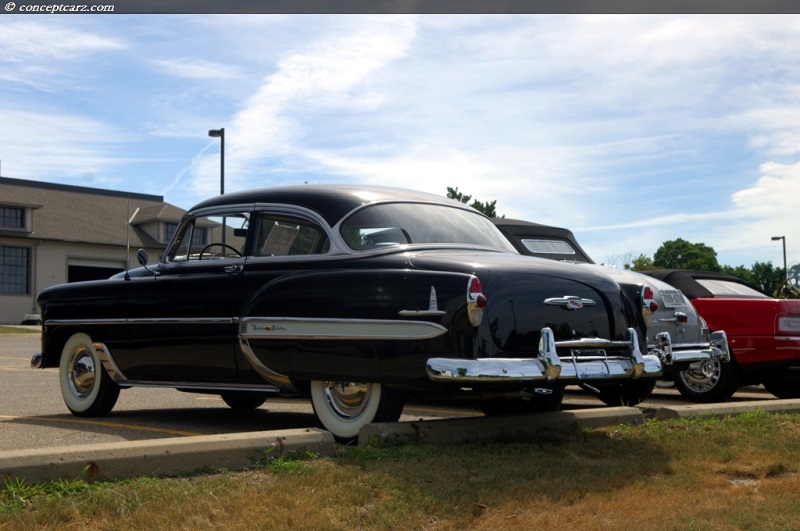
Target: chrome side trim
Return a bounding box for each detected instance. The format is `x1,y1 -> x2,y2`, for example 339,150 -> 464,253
238,338 -> 297,393
122,381 -> 282,393
93,342 -> 128,384
45,319 -> 127,326
45,318 -> 236,326
426,327 -> 661,384
240,317 -> 447,340
128,318 -> 235,325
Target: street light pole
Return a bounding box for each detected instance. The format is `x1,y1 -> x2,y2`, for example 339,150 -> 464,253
208,128 -> 225,195
772,236 -> 787,278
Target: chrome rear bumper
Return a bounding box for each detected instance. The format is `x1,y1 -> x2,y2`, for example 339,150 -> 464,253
650,330 -> 730,366
426,327 -> 662,384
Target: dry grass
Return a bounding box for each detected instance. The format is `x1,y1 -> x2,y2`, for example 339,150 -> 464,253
0,326 -> 37,334
3,411 -> 800,530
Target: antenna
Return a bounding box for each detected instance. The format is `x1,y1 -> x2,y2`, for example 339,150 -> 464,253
125,205 -> 140,281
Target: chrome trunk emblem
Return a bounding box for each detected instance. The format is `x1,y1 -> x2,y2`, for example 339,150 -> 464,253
544,295 -> 597,310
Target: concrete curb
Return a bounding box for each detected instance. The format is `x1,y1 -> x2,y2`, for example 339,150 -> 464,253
0,428 -> 335,483
359,406 -> 643,446
6,400 -> 800,484
650,398 -> 800,420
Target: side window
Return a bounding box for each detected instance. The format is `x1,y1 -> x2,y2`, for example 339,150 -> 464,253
166,212 -> 250,262
254,214 -> 329,257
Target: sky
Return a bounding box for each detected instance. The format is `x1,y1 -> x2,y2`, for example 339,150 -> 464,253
1,14 -> 798,270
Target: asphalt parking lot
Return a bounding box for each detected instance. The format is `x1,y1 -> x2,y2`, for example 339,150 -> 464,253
0,330 -> 775,454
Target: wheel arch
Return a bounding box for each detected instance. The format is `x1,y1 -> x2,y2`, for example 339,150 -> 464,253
42,325 -> 89,368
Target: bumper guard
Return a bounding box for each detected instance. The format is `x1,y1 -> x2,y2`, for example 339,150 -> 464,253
650,330 -> 730,366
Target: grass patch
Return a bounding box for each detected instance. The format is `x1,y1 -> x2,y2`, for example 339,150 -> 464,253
2,413 -> 800,529
0,326 -> 38,334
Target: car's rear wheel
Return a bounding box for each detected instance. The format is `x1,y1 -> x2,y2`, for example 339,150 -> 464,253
310,381 -> 404,442
59,332 -> 120,417
761,370 -> 800,399
592,377 -> 658,407
673,357 -> 739,403
480,386 -> 565,416
220,392 -> 267,409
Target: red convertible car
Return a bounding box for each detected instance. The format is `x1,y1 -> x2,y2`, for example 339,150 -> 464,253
644,270 -> 800,401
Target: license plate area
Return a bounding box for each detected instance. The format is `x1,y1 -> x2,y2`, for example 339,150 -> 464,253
660,289 -> 686,308
570,348 -> 612,379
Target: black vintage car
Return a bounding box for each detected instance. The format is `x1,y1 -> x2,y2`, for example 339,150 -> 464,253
33,185 -> 662,440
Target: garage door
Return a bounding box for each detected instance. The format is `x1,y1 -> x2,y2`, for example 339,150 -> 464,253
67,259 -> 125,282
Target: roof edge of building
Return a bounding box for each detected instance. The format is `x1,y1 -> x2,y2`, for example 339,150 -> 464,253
0,177 -> 163,203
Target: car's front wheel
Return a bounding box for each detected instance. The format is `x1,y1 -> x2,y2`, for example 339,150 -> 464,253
592,377 -> 658,407
310,381 -> 404,442
673,357 -> 739,403
59,332 -> 120,417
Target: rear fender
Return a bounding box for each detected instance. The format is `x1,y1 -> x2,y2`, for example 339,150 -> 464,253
238,269 -> 474,382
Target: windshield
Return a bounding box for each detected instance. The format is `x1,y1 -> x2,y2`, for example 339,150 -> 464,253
340,203 -> 516,252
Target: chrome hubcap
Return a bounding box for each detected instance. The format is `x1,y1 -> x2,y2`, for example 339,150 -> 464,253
68,346 -> 96,398
323,382 -> 371,419
681,359 -> 721,392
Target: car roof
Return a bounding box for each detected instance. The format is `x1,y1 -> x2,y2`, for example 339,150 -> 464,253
188,185 -> 472,226
642,269 -> 766,299
492,218 -> 594,263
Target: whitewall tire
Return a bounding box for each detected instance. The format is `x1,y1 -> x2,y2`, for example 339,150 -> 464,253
310,380 -> 404,442
59,332 -> 120,417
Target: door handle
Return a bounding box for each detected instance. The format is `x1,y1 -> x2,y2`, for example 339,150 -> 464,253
224,264 -> 243,275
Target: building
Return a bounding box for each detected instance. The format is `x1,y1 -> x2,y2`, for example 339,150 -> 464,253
0,177 -> 187,324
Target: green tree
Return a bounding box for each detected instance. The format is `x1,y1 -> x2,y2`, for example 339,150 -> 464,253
720,265 -> 754,284
749,261 -> 784,296
446,187 -> 502,218
789,263 -> 800,281
652,238 -> 721,271
625,253 -> 655,271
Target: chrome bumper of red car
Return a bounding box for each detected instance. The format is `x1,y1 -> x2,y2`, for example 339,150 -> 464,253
426,327 -> 662,384
651,330 -> 730,366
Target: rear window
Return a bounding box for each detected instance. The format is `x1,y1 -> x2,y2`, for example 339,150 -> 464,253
696,279 -> 769,298
521,239 -> 577,256
340,202 -> 515,252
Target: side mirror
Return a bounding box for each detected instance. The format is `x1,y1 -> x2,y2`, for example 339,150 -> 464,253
137,248 -> 149,266
135,249 -> 158,277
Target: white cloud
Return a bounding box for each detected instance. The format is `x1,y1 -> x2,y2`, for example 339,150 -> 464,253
150,58 -> 241,80
0,21 -> 125,90
189,16 -> 418,193
0,108 -> 129,184
0,21 -> 124,60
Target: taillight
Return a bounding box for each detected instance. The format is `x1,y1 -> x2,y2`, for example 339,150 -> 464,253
467,275 -> 487,326
469,277 -> 487,308
777,315 -> 800,335
641,286 -> 658,313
